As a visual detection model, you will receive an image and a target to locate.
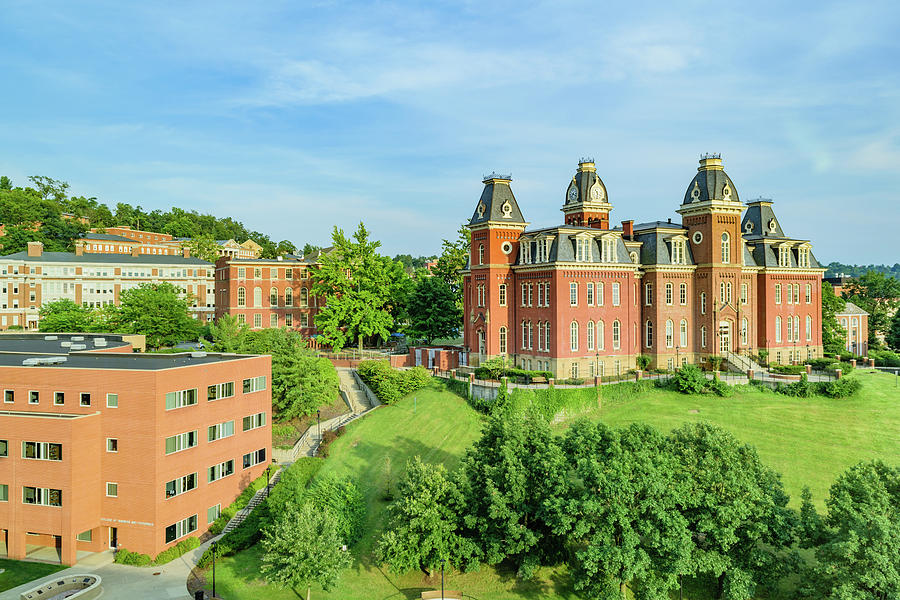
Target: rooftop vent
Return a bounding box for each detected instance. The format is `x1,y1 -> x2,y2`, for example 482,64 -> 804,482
72,336 -> 84,341
190,351 -> 208,358
94,339 -> 107,347
44,335 -> 58,341
60,341 -> 72,348
22,356 -> 68,366
70,343 -> 87,350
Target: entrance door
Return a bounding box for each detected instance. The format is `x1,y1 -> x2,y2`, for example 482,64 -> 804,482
415,350 -> 422,367
428,349 -> 436,368
719,322 -> 731,353
478,330 -> 486,358
109,527 -> 118,549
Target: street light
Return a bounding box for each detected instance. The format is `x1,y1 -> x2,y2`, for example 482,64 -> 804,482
316,409 -> 321,440
265,465 -> 272,497
211,540 -> 217,598
441,558 -> 445,599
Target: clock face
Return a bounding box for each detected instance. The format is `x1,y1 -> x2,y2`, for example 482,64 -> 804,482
567,185 -> 578,202
591,185 -> 604,200
692,231 -> 703,245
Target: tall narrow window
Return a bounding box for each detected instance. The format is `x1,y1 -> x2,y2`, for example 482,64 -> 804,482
498,284 -> 507,307
701,325 -> 707,348
499,327 -> 507,355
680,319 -> 688,347
679,282 -> 687,305
612,320 -> 621,350
253,287 -> 262,307
597,282 -> 604,306
741,318 -> 748,345
478,244 -> 484,265
721,232 -> 730,264
645,283 -> 653,306
741,283 -> 748,304
700,292 -> 707,314
587,283 -> 594,306
285,287 -> 293,306
665,283 -> 673,305
612,283 -> 620,306
570,282 -> 578,306
570,321 -> 579,352
726,282 -> 732,303
775,316 -> 782,342
269,287 -> 278,306
237,287 -> 246,307
794,315 -> 800,342
665,319 -> 673,348
587,321 -> 595,351
300,287 -> 309,307
775,284 -> 782,304
528,283 -> 533,306
645,320 -> 653,348
527,321 -> 533,349
805,284 -> 811,304
597,320 -> 605,350
522,321 -> 527,349
806,315 -> 812,341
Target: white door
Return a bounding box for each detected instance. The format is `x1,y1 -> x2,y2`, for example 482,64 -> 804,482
719,322 -> 730,353
428,349 -> 436,368
415,350 -> 422,366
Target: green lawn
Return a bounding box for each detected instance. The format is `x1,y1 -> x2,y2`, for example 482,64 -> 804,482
207,371 -> 900,599
0,558 -> 67,593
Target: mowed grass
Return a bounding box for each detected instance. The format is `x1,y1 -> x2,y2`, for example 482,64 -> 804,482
209,371 -> 899,599
570,369 -> 900,508
0,559 -> 66,592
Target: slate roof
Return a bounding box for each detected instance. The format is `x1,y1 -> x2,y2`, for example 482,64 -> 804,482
683,165 -> 740,205
745,242 -> 821,269
516,227 -> 629,265
837,301 -> 868,316
741,200 -> 788,239
633,228 -> 694,266
81,232 -> 138,243
469,178 -> 526,226
0,251 -> 212,266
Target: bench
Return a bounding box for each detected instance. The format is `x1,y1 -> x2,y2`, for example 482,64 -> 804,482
421,591 -> 462,600
531,377 -> 547,384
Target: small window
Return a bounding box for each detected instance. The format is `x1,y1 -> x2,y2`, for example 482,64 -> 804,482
242,448 -> 267,469
28,391 -> 39,405
4,390 -> 13,403
80,393 -> 91,407
207,504 -> 221,524
54,392 -> 64,405
242,412 -> 266,432
107,438 -> 118,453
76,529 -> 92,542
106,393 -> 118,408
0,439 -> 7,457
106,482 -> 118,497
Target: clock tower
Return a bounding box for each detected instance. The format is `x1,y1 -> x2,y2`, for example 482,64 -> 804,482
463,173 -> 528,364
561,158 -> 612,228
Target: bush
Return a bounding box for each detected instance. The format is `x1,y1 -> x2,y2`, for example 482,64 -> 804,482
317,426 -> 345,458
773,375 -> 861,399
809,358 -> 838,371
821,377 -> 862,398
770,364 -> 807,375
305,476 -> 366,546
208,470 -> 271,535
636,355 -> 652,370
473,366 -> 553,382
266,457 -> 324,514
669,364 -> 708,395
775,374 -> 817,398
869,350 -> 900,367
707,377 -> 732,397
154,536 -> 200,564
357,360 -> 430,404
114,548 -> 152,566
557,378 -> 585,385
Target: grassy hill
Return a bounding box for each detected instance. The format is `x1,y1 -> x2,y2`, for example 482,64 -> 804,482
208,370 -> 900,600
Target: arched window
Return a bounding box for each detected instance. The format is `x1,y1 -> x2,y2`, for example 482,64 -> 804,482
806,315 -> 812,342
270,287 -> 278,306
237,286 -> 246,307
645,320 -> 653,348
545,322 -> 551,351
645,283 -> 653,306
721,232 -> 730,264
612,320 -> 621,350
597,319 -> 605,350
570,321 -> 579,352
741,318 -> 748,345
300,287 -> 309,307
498,284 -> 507,306
726,282 -> 732,303
701,325 -> 707,348
665,282 -> 673,305
499,327 -> 507,354
805,284 -> 812,304
285,287 -> 293,307
720,282 -> 727,304
587,321 -> 595,351
528,321 -> 533,349
537,321 -> 543,351
700,292 -> 707,314
680,319 -> 688,347
253,287 -> 262,307
478,244 -> 484,265
522,320 -> 528,349
794,315 -> 800,341
665,319 -> 674,348
679,282 -> 687,305
775,316 -> 782,342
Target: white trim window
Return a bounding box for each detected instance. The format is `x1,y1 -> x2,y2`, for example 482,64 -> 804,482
645,283 -> 653,306
645,320 -> 653,348
208,459 -> 235,483
22,441 -> 62,461
741,318 -> 749,345
665,319 -> 674,348
806,315 -> 812,342
520,283 -> 526,307
611,319 -> 621,350
597,282 -> 604,306
775,284 -> 782,305
242,448 -> 267,469
207,382 -> 235,402
242,412 -> 266,432
521,321 -> 528,349
499,326 -> 508,354
165,515 -> 198,544
106,438 -> 118,453
208,420 -> 235,442
741,283 -> 748,305
570,282 -> 578,306
602,238 -> 615,263
537,283 -> 544,307
794,315 -> 800,342
701,325 -> 707,348
106,393 -> 118,408
587,282 -> 594,306
665,283 -> 673,305
570,321 -> 579,351
680,319 -> 688,347
165,388 -> 198,410
165,473 -> 198,499
23,487 -> 62,507
165,431 -> 198,455
775,316 -> 782,343
700,292 -> 707,315
528,283 -> 533,307
611,283 -> 620,306
805,284 -> 812,304
721,232 -> 730,264
242,376 -> 267,393
498,284 -> 507,307
587,321 -> 595,351
679,282 -> 687,305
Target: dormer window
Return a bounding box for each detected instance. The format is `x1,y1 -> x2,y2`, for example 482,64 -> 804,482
575,238 -> 592,262
670,239 -> 686,264
601,238 -> 615,263
798,247 -> 810,268
778,245 -> 791,267
520,240 -> 532,264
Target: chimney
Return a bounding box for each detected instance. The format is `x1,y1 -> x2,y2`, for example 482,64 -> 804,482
182,247 -> 191,258
622,220 -> 634,239
131,245 -> 140,257
27,241 -> 43,257
74,241 -> 85,257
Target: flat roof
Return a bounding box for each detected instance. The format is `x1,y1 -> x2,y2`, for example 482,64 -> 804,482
0,333 -> 131,354
0,351 -> 259,371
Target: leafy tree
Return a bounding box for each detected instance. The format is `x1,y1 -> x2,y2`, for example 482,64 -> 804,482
888,308 -> 900,350
311,223 -> 401,351
182,233 -> 221,263
667,423 -> 797,600
799,461 -> 900,600
0,175 -> 11,190
376,457 -> 477,575
457,413 -> 568,578
38,299 -> 99,332
112,282 -> 199,347
208,323 -> 339,420
554,421 -> 690,600
405,276 -> 461,343
844,271 -> 900,348
431,225 -> 470,311
301,243 -> 322,257
821,282 -> 847,354
260,502 -> 352,600
305,476 -> 366,546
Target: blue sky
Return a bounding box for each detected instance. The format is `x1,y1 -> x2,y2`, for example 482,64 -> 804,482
1,1 -> 898,263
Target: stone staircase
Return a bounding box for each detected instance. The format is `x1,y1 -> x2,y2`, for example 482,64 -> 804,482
338,367 -> 372,411
722,351 -> 764,374
222,467 -> 282,534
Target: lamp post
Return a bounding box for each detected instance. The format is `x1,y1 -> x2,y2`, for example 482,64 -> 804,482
211,540 -> 217,598
441,558 -> 445,599
265,464 -> 272,497
806,344 -> 810,362
316,409 -> 321,441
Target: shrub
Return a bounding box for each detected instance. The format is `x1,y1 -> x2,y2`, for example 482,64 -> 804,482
557,377 -> 585,385
305,476 -> 366,546
208,470 -> 271,535
318,426 -> 346,458
266,457 -> 324,515
669,364 -> 708,395
636,355 -> 652,370
114,548 -> 152,566
775,374 -> 817,398
869,350 -> 900,367
809,358 -> 838,371
770,364 -> 807,375
357,360 -> 430,404
821,377 -> 862,398
154,536 -> 200,564
706,378 -> 732,397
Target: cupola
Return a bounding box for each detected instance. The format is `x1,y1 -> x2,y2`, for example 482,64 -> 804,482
561,157 -> 612,229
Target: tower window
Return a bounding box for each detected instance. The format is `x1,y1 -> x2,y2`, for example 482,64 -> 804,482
721,232 -> 730,264
478,244 -> 484,265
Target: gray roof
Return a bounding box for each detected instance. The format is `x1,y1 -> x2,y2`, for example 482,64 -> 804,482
633,227 -> 694,266
0,251 -> 212,266
682,165 -> 741,205
633,220 -> 684,231
745,241 -> 821,269
469,178 -> 526,226
741,200 -> 788,239
0,333 -> 131,354
82,232 -> 137,243
516,227 -> 629,265
837,301 -> 868,316
0,351 -> 256,370
563,165 -> 609,210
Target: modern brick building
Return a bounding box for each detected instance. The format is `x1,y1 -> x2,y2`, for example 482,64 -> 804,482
0,333 -> 271,564
214,253 -> 323,334
836,301 -> 869,356
462,155 -> 826,377
81,227 -> 263,260
0,242 -> 215,330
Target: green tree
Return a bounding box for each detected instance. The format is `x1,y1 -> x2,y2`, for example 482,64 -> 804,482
667,423 -> 797,600
799,461 -> 900,600
206,314 -> 250,351
311,223 -> 400,351
182,233 -> 220,263
431,225 -> 470,311
260,502 -> 352,600
112,282 -> 199,348
457,413 -> 568,577
821,282 -> 847,354
405,276 -> 461,343
554,421 -> 690,600
376,457 -> 476,575
38,299 -> 99,332
844,271 -> 900,348
888,309 -> 900,350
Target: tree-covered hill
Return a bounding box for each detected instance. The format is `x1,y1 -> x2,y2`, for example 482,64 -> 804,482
824,261 -> 900,280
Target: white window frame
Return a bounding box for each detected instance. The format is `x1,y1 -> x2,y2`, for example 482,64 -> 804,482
570,321 -> 579,352
570,282 -> 578,306
165,431 -> 198,455
208,459 -> 235,483
106,482 -> 118,498
612,283 -> 620,306
207,420 -> 235,442
106,438 -> 118,453
106,393 -> 118,408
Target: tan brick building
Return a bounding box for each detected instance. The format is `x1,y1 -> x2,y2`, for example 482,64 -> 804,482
0,333 -> 271,564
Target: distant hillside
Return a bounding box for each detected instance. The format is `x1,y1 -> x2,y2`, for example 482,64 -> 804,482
0,174 -> 300,257
824,261 -> 900,280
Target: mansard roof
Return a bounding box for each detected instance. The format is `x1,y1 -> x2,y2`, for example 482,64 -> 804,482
633,226 -> 695,266
468,175 -> 526,227
515,226 -> 629,266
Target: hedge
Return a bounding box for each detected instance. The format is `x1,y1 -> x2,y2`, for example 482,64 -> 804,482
357,360 -> 430,404
114,536 -> 200,566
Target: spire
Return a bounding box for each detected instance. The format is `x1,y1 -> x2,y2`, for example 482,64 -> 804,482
468,172 -> 526,227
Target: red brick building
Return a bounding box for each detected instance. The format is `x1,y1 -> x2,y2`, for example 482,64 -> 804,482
214,254 -> 322,334
836,301 -> 869,356
0,333 -> 271,564
462,155 -> 825,377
